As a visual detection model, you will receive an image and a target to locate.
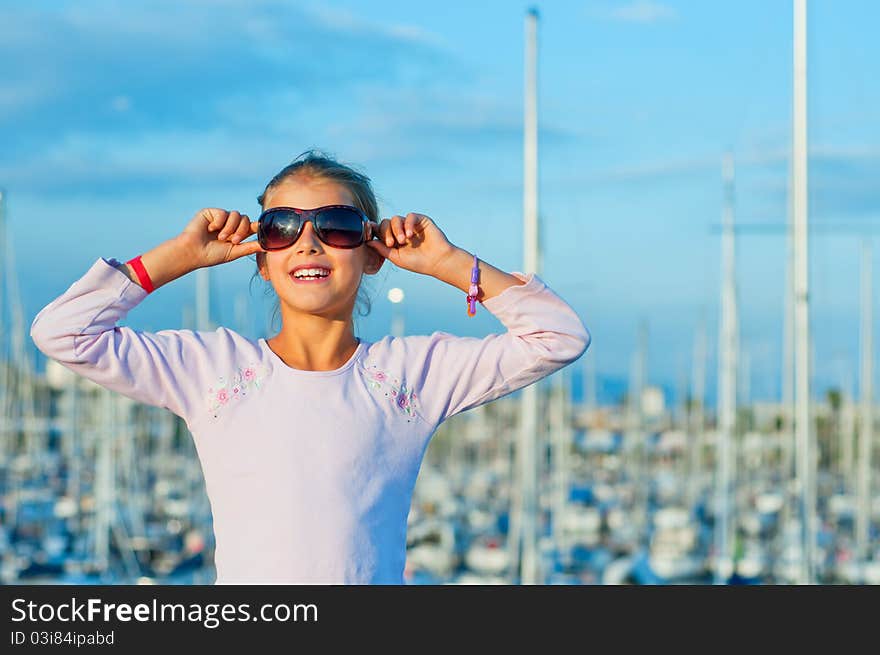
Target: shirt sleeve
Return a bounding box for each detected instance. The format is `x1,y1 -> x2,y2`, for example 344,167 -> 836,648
403,271 -> 590,426
29,257 -> 212,426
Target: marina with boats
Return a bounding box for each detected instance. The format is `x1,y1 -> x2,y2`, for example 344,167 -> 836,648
1,3 -> 878,586
1,331 -> 877,585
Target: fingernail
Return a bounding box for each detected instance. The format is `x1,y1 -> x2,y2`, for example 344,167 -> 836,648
406,229 -> 413,237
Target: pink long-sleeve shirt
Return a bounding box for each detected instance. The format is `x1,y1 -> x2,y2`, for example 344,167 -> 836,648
30,257 -> 590,584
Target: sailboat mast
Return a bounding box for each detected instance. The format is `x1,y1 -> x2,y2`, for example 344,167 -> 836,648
781,169 -> 795,525
715,153 -> 737,584
585,352 -> 597,412
792,0 -> 815,585
0,190 -> 7,459
0,190 -> 6,361
196,268 -> 212,332
856,240 -> 873,575
516,6 -> 541,585
688,317 -> 706,510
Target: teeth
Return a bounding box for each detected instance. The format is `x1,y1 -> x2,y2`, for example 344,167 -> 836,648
293,268 -> 330,278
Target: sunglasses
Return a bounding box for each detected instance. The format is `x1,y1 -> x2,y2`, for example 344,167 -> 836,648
257,205 -> 374,250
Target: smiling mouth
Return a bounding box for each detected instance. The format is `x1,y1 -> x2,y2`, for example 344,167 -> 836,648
290,270 -> 332,283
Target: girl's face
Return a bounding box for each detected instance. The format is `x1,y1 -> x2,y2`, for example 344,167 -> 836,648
257,175 -> 383,319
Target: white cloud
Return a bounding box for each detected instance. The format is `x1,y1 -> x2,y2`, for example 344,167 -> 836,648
110,95 -> 132,113
299,1 -> 451,50
0,1 -> 454,129
0,0 -> 471,191
0,79 -> 58,119
0,127 -> 285,192
587,154 -> 715,182
600,1 -> 678,24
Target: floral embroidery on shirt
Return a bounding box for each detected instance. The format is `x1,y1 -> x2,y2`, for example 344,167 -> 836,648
362,361 -> 421,422
207,363 -> 270,420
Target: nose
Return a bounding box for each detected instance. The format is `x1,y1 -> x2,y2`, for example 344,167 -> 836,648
295,220 -> 323,253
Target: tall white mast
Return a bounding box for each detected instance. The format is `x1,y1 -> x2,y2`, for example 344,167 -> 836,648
523,7 -> 539,313
792,0 -> 815,584
840,368 -> 855,487
234,291 -> 250,337
0,190 -> 8,458
550,369 -> 569,551
0,189 -> 6,358
714,153 -> 737,584
515,6 -> 541,585
195,268 -> 212,332
94,389 -> 116,573
781,167 -> 795,527
739,349 -> 751,409
585,352 -> 597,413
630,320 -> 648,530
856,240 -> 873,575
688,317 -> 706,510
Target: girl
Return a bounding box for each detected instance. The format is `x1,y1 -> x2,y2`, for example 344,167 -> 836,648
30,150 -> 590,584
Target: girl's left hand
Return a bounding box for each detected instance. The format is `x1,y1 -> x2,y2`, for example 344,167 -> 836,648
366,213 -> 455,276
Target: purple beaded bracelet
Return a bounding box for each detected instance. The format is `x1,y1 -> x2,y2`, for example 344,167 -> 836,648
466,254 -> 480,317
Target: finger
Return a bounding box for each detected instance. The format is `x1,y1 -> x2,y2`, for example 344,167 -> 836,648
378,219 -> 395,248
365,238 -> 391,259
231,238 -> 266,258
203,208 -> 229,232
404,213 -> 419,238
225,210 -> 243,235
391,215 -> 406,245
219,211 -> 242,241
230,215 -> 252,244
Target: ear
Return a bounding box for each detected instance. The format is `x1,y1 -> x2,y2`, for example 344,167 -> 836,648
256,252 -> 271,281
363,244 -> 386,276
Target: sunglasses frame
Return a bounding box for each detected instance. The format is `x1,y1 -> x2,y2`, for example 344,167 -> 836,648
257,204 -> 375,251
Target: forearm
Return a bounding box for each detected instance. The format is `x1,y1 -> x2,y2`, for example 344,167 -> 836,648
113,238 -> 196,291
434,246 -> 527,302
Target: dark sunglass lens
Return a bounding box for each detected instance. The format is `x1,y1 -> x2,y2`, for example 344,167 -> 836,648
316,208 -> 364,247
261,210 -> 302,249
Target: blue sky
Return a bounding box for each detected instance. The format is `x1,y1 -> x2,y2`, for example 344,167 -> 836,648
2,0 -> 878,406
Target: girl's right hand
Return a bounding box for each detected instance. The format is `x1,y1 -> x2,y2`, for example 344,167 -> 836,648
178,208 -> 266,269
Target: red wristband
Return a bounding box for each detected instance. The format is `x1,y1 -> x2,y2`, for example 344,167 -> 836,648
126,255 -> 155,293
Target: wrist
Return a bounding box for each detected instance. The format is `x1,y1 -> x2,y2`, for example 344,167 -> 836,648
434,246 -> 475,293
168,235 -> 203,271
433,248 -> 525,305
130,238 -> 197,292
